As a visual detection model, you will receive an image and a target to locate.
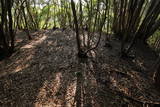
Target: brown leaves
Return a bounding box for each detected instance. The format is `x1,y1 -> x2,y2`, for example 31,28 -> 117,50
0,29 -> 160,106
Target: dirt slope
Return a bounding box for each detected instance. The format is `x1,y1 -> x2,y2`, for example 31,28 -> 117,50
0,29 -> 160,107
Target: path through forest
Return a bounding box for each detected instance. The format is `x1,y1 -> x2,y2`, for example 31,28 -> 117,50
0,29 -> 160,107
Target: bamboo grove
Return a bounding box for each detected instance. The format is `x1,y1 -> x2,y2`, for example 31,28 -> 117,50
0,0 -> 160,87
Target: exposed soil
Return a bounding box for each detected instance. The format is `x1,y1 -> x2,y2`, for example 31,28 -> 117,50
0,29 -> 160,107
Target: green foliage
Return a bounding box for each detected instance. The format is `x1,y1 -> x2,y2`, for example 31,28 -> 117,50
10,0 -> 160,53
148,30 -> 160,47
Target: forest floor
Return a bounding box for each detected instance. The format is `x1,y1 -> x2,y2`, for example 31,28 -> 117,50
0,29 -> 160,107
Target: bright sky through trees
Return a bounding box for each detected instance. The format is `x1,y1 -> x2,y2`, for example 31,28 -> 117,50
74,0 -> 78,3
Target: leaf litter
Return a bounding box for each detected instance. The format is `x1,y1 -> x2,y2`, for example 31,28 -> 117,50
0,29 -> 160,107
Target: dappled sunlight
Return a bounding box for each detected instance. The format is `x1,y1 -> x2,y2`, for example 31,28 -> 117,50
0,53 -> 34,78
36,81 -> 48,100
50,72 -> 62,95
89,50 -> 96,58
15,39 -> 23,44
47,40 -> 56,46
21,35 -> 47,49
21,44 -> 34,49
14,63 -> 30,73
34,71 -> 77,106
15,54 -> 33,65
1,29 -> 160,106
64,80 -> 77,106
0,0 -> 160,106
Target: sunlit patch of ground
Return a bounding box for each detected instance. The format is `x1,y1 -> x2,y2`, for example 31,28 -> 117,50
0,29 -> 160,107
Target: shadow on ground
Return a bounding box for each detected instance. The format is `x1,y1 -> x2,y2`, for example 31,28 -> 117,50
0,29 -> 160,107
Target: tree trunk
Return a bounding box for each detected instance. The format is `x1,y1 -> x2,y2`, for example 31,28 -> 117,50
0,0 -> 9,54
7,0 -> 15,53
21,5 -> 32,40
71,0 -> 84,58
26,1 -> 37,30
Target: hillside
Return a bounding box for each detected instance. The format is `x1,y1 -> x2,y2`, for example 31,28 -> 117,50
0,29 -> 160,107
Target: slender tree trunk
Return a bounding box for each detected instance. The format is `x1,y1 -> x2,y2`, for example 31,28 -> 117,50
85,0 -> 108,54
26,1 -> 37,30
71,0 -> 83,57
42,3 -> 50,29
21,5 -> 32,40
79,0 -> 83,29
7,0 -> 14,52
111,0 -> 160,56
93,0 -> 100,32
0,0 -> 9,54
